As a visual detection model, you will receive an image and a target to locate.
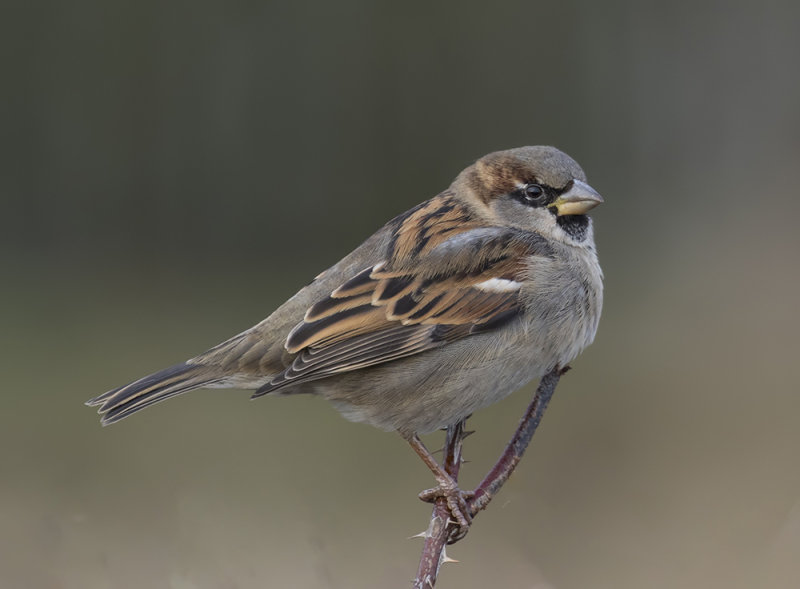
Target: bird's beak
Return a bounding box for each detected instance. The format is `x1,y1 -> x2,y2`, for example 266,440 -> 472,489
549,179 -> 604,216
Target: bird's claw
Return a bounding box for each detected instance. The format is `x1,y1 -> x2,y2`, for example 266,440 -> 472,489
419,484 -> 475,543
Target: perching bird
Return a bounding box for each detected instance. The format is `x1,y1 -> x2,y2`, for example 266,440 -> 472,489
87,146 -> 603,528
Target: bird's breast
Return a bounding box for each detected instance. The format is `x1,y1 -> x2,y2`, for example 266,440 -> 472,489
520,247 -> 602,368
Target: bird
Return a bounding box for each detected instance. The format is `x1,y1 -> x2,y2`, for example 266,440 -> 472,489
87,145 -> 603,531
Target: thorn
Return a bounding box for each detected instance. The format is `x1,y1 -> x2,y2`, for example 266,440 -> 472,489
462,430 -> 476,439
408,531 -> 429,540
441,547 -> 459,564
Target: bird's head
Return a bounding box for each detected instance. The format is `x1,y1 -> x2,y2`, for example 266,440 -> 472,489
455,146 -> 603,244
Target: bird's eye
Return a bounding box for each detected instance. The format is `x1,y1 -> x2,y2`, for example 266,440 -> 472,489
523,184 -> 546,205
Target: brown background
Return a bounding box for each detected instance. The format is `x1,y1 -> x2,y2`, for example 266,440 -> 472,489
3,1 -> 799,587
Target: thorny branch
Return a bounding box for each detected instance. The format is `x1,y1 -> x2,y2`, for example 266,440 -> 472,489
413,366 -> 567,588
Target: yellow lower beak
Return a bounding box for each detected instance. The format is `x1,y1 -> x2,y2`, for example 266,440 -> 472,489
550,179 -> 604,216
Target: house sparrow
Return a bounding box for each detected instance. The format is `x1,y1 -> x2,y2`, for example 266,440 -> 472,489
87,146 -> 603,529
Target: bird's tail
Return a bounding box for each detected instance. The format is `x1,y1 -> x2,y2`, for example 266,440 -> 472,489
86,362 -> 223,425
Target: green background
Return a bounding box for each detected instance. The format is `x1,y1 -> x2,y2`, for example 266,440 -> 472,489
3,1 -> 799,587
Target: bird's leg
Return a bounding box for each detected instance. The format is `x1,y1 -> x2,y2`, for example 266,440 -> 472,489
403,432 -> 474,536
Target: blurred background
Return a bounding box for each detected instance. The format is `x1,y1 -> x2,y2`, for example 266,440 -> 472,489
2,1 -> 799,587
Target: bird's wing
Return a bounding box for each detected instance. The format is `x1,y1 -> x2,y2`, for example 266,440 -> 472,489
254,204 -> 553,396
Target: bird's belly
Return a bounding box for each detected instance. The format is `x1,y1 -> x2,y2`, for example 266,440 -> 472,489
314,324 -> 559,434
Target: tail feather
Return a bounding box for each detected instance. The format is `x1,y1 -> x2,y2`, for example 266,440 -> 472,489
87,362 -> 221,425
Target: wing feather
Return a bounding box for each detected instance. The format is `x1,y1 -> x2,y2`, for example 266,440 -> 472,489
254,195 -> 554,397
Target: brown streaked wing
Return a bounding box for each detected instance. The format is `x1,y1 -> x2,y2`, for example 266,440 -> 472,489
255,223 -> 551,396
254,322 -> 475,396
387,192 -> 484,265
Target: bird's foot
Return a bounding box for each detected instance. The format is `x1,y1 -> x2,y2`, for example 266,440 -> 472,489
419,483 -> 475,543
